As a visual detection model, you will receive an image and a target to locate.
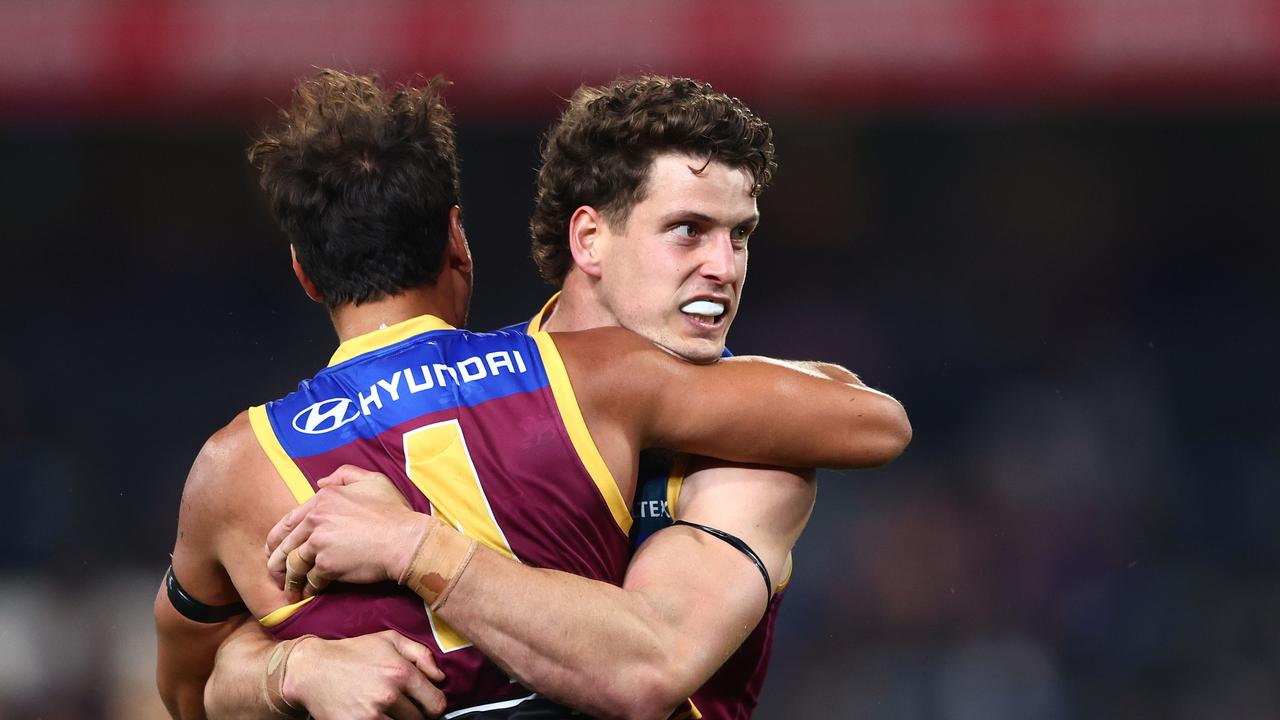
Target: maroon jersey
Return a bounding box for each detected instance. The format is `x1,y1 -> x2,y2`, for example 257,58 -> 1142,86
248,314 -> 632,714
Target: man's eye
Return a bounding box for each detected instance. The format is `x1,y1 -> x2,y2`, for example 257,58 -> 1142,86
673,223 -> 698,239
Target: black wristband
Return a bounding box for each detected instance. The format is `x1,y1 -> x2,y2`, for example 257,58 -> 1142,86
670,520 -> 773,610
165,565 -> 249,623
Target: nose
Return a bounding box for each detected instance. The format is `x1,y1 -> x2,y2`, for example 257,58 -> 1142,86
697,233 -> 741,285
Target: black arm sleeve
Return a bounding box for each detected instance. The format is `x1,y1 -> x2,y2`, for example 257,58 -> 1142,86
164,565 -> 249,623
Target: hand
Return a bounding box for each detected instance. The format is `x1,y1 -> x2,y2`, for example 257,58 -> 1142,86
266,465 -> 430,599
285,630 -> 447,720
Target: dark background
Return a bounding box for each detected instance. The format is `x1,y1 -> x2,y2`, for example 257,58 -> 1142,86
1,2 -> 1278,718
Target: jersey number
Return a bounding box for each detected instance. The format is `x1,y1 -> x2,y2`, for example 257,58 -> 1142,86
403,419 -> 518,652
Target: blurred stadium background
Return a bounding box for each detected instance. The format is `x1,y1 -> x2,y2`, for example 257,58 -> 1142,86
2,1 -> 1278,718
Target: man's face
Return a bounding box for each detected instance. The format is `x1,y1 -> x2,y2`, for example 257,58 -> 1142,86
595,152 -> 758,363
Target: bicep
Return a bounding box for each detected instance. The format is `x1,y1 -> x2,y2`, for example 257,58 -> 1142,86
672,460 -> 815,594
157,418 -> 297,718
177,414 -> 308,618
609,462 -> 813,701
621,523 -> 774,692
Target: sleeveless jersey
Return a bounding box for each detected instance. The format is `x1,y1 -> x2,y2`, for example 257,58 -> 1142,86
248,314 -> 631,716
528,296 -> 788,720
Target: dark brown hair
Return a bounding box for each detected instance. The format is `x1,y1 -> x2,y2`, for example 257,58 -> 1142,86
529,76 -> 776,284
249,70 -> 461,308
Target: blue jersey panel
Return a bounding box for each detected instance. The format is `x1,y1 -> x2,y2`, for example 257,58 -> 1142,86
264,329 -> 549,459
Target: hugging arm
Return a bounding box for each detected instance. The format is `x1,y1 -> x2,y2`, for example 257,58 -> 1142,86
255,460 -> 812,720
203,326 -> 906,719
551,326 -> 911,469
155,414 -> 446,720
431,459 -> 815,718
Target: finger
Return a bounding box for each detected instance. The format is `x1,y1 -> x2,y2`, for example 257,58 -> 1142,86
390,634 -> 445,683
267,514 -> 318,584
302,567 -> 331,599
400,670 -> 446,719
266,495 -> 316,559
283,546 -> 315,599
317,464 -> 382,489
386,692 -> 429,720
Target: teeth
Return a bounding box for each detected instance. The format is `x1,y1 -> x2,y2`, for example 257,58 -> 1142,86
681,300 -> 724,317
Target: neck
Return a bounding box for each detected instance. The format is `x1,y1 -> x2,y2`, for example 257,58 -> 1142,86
542,270 -> 619,333
329,285 -> 460,342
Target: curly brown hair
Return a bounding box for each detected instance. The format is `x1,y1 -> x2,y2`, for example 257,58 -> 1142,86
249,70 -> 461,308
529,76 -> 777,285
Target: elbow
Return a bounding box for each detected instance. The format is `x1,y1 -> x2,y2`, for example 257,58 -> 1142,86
598,663 -> 691,720
155,671 -> 180,719
847,395 -> 912,468
636,672 -> 690,720
156,668 -> 202,720
881,399 -> 913,462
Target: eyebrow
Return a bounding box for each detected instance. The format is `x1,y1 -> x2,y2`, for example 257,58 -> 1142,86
661,210 -> 760,228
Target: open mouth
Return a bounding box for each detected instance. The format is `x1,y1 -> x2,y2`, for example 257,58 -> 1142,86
680,299 -> 727,326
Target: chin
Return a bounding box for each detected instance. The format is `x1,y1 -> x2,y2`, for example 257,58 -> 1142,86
672,340 -> 725,365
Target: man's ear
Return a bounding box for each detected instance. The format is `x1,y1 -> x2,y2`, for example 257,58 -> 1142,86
567,205 -> 606,279
291,246 -> 324,303
446,205 -> 473,275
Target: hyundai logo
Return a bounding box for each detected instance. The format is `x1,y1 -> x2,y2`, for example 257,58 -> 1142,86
292,398 -> 360,435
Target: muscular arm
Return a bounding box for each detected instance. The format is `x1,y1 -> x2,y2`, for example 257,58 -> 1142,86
156,414 -> 445,720
203,619 -> 446,720
241,328 -> 904,718
156,414 -> 286,720
549,327 -> 911,471
154,586 -> 245,719
265,461 -> 814,720
436,460 -> 815,718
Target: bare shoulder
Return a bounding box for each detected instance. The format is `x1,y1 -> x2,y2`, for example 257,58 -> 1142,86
180,411 -> 265,518
169,411 -> 264,607
174,409 -> 299,612
177,410 -> 292,559
547,326 -> 695,392
546,326 -> 662,365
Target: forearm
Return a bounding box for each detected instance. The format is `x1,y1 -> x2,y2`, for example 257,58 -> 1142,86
437,550 -> 682,720
154,563 -> 247,720
156,625 -> 217,720
204,620 -> 282,720
739,357 -> 911,466
655,355 -> 912,469
156,600 -> 228,720
421,518 -> 769,719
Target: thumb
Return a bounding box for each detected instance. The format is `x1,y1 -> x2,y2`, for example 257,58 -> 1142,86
317,464 -> 383,489
391,633 -> 446,684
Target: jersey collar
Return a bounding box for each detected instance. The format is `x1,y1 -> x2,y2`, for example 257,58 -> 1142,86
527,293 -> 560,334
327,314 -> 455,367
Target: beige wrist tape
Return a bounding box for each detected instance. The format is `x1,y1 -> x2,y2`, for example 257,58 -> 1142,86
397,517 -> 478,609
263,634 -> 315,717
431,540 -> 478,611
